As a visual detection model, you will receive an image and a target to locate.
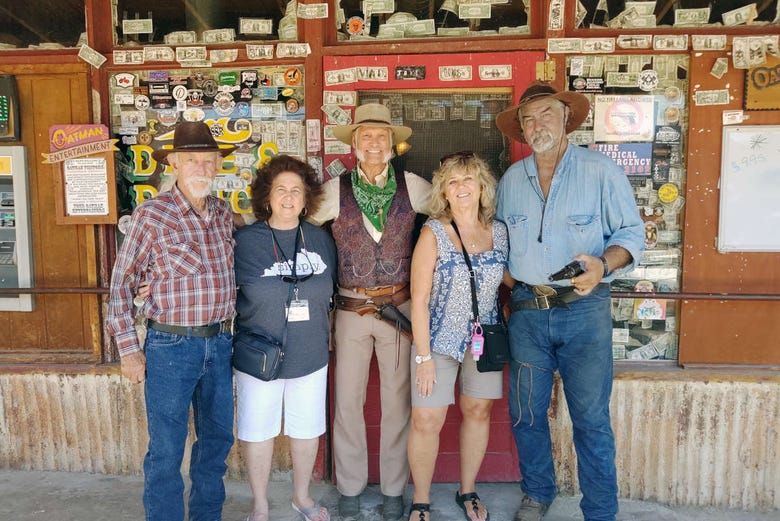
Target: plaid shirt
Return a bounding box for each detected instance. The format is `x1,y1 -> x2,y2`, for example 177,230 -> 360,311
107,185 -> 236,357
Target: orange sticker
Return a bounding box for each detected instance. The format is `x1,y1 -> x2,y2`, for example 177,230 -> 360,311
284,67 -> 302,86
347,16 -> 365,35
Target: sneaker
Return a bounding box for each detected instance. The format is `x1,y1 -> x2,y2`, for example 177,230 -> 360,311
338,494 -> 360,518
513,495 -> 549,521
382,494 -> 405,520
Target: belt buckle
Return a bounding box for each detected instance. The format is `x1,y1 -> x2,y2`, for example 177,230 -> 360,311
532,285 -> 557,310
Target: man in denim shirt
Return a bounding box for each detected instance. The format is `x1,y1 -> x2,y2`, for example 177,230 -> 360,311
495,83 -> 643,521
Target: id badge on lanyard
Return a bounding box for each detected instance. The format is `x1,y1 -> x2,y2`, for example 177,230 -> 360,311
286,286 -> 310,322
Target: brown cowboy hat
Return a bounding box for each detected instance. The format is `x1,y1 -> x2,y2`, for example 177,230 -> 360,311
152,121 -> 237,165
495,82 -> 590,144
332,103 -> 413,145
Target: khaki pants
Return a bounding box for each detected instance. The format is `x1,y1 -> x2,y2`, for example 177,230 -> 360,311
332,288 -> 412,497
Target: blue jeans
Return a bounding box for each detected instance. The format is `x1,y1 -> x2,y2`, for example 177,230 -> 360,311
142,328 -> 234,521
508,284 -> 617,521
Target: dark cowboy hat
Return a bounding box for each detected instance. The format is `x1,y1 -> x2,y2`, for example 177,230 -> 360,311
495,82 -> 590,144
332,103 -> 412,145
151,121 -> 237,165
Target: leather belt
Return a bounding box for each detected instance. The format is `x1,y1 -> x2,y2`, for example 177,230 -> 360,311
510,283 -> 609,311
148,318 -> 234,338
350,284 -> 408,298
335,285 -> 411,312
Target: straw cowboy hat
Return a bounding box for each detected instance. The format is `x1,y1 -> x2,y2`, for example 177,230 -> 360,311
332,103 -> 413,145
152,121 -> 237,165
496,82 -> 590,144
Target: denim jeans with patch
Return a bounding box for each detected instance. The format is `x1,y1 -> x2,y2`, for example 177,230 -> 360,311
142,328 -> 234,521
508,284 -> 617,521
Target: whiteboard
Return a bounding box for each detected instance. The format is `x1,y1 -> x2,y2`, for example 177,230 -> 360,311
718,125 -> 780,252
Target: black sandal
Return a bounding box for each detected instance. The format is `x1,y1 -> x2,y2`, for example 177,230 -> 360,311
409,503 -> 430,521
455,491 -> 490,521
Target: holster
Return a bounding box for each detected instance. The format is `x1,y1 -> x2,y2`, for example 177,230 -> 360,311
334,286 -> 413,341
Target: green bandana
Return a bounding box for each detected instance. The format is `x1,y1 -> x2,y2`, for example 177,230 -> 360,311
351,165 -> 397,232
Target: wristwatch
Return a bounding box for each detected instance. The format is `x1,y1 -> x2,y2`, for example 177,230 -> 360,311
415,353 -> 433,364
599,255 -> 611,278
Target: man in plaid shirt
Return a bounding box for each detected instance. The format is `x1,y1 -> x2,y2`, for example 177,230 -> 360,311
108,122 -> 237,521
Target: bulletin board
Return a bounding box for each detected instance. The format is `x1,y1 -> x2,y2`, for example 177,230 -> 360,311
718,125 -> 780,252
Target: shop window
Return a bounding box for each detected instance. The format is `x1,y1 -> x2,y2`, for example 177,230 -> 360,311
356,89 -> 513,180
0,1 -> 85,49
115,0 -> 295,45
108,66 -> 306,221
575,0 -> 778,29
565,54 -> 688,362
336,0 -> 531,40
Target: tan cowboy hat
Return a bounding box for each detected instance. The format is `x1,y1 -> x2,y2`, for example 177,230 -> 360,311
495,82 -> 590,144
332,103 -> 413,145
152,121 -> 237,165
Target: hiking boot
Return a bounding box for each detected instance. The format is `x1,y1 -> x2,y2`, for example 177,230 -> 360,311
382,495 -> 405,520
513,495 -> 549,521
338,494 -> 360,518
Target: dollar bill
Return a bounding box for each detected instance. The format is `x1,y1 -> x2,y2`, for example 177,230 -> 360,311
478,64 -> 511,80
404,19 -> 436,36
576,0 -> 588,28
324,141 -> 352,155
209,49 -> 238,63
323,91 -> 357,105
279,24 -> 298,41
326,158 -> 347,177
732,37 -> 750,69
202,28 -> 235,43
356,66 -> 388,81
747,36 -> 767,67
437,26 -> 469,36
175,46 -> 207,62
78,44 -> 106,68
694,89 -> 730,106
653,35 -> 688,51
143,46 -> 174,62
674,7 -> 710,26
164,31 -> 197,45
439,65 -> 472,81
548,0 -> 564,30
440,0 -> 457,13
325,68 -> 357,86
616,34 -> 652,49
459,4 -> 491,19
276,43 -> 311,58
113,50 -> 144,65
691,34 -> 727,51
605,71 -> 639,87
498,25 -> 530,35
378,25 -> 407,38
122,19 -> 153,34
607,7 -> 638,28
337,7 -> 346,24
626,14 -> 657,27
297,3 -> 328,19
246,44 -> 275,60
568,130 -> 594,145
363,0 -> 395,13
722,3 -> 757,26
239,18 -> 273,35
582,38 -> 615,53
624,1 -> 656,15
548,38 -> 582,54
710,57 -> 729,79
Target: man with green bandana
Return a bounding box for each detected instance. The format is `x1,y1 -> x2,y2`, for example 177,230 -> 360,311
310,103 -> 431,520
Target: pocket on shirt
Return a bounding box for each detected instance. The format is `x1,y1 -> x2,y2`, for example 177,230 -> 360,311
162,242 -> 203,277
505,214 -> 529,256
566,214 -> 601,254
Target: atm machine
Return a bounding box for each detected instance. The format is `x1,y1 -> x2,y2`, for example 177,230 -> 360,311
0,145 -> 33,311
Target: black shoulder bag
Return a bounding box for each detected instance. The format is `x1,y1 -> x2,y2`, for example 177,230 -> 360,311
451,221 -> 510,373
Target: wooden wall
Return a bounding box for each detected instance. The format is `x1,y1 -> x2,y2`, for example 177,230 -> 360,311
679,52 -> 780,366
0,63 -> 100,364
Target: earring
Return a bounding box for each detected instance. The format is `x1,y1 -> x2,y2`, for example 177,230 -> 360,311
301,207 -> 308,216
266,203 -> 271,212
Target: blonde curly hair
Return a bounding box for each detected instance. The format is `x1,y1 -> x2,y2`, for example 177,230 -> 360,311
428,153 -> 497,226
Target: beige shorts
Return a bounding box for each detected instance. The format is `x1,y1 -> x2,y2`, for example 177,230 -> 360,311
410,349 -> 503,408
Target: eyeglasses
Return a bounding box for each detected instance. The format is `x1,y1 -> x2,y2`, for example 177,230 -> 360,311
279,272 -> 313,284
439,150 -> 475,166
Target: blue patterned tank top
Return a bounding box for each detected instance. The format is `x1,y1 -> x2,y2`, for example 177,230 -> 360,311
426,218 -> 508,362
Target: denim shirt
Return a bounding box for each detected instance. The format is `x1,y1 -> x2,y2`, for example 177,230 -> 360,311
496,144 -> 644,286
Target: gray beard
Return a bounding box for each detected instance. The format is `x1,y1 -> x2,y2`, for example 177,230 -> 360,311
529,131 -> 557,153
355,149 -> 393,164
184,176 -> 213,198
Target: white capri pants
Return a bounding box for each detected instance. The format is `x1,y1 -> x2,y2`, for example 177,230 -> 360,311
235,365 -> 328,442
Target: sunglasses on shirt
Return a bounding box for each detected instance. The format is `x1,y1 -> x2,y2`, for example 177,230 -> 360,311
279,272 -> 313,284
439,150 -> 475,166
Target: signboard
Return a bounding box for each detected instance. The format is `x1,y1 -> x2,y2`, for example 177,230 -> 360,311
744,54 -> 780,110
